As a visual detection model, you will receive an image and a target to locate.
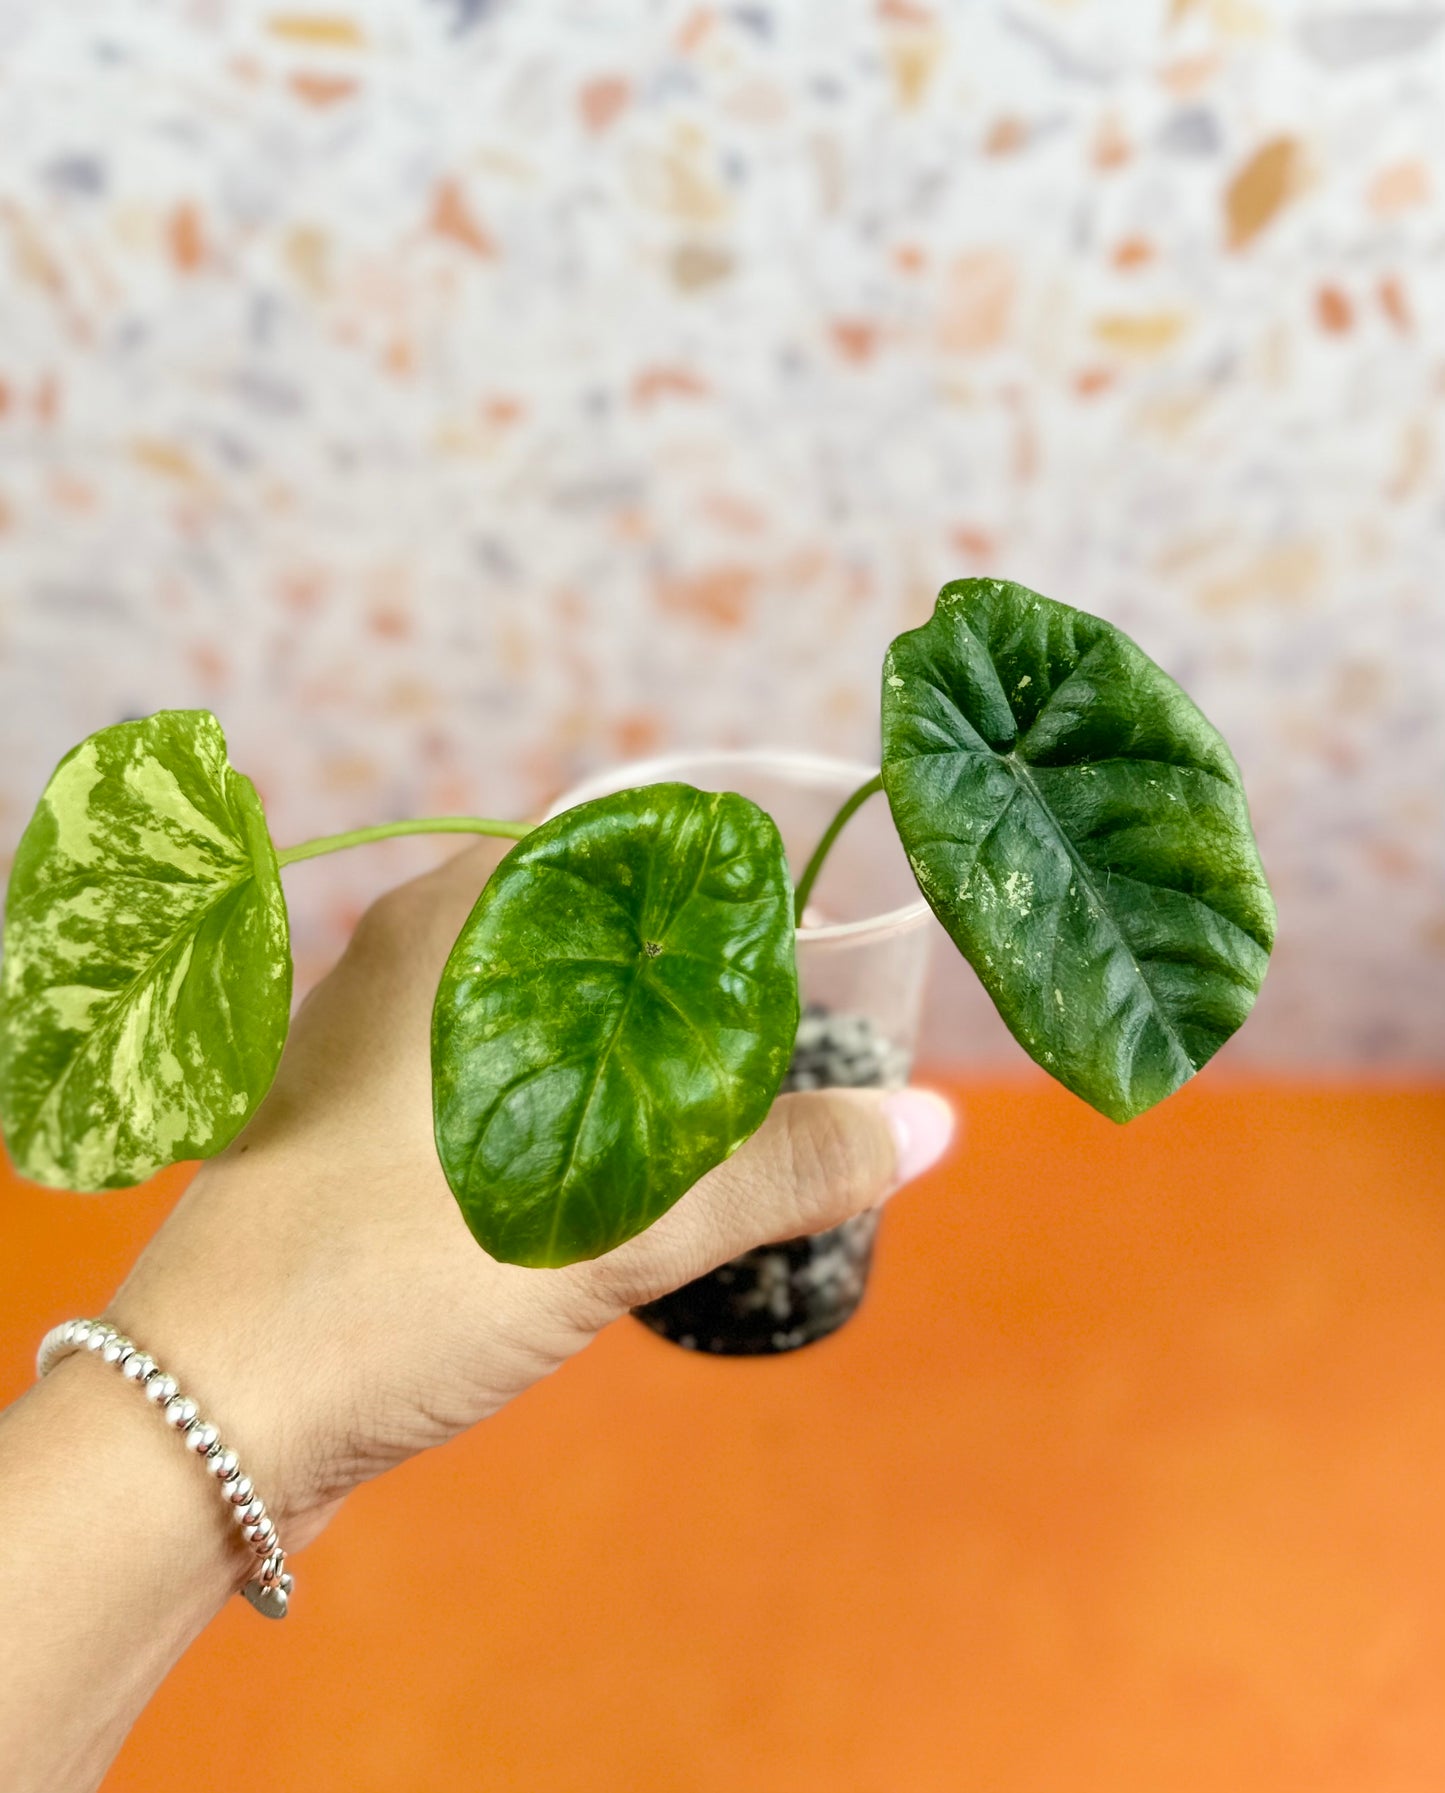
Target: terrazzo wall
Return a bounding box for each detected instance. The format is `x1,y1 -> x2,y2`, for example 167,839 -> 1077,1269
0,0 -> 1441,1066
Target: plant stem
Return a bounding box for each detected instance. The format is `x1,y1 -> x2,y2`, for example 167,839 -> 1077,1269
275,816 -> 533,868
792,774 -> 884,926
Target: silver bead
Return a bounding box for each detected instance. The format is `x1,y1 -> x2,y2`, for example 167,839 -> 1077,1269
103,1339 -> 130,1365
121,1352 -> 149,1381
228,1476 -> 255,1508
165,1395 -> 198,1430
144,1374 -> 178,1405
209,1449 -> 240,1481
84,1326 -> 110,1353
187,1422 -> 220,1455
71,1321 -> 93,1347
239,1496 -> 266,1525
247,1519 -> 276,1551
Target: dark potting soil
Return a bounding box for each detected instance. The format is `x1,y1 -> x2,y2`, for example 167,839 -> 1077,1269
631,1005 -> 911,1356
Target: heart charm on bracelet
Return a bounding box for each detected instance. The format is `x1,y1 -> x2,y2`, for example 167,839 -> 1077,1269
242,1574 -> 293,1619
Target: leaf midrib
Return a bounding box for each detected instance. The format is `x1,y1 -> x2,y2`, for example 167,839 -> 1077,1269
1003,752 -> 1196,1074
541,796 -> 724,1262
541,962 -> 642,1263
912,616 -> 1205,1082
15,866 -> 253,1156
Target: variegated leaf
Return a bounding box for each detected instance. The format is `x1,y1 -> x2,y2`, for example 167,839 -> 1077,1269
0,710 -> 291,1190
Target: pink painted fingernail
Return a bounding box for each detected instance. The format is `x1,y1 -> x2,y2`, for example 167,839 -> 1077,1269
882,1088 -> 955,1188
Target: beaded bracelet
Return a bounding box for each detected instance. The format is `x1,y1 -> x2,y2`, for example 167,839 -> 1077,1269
36,1318 -> 294,1619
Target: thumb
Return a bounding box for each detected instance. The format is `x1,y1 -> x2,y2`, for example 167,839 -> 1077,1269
570,1087 -> 956,1317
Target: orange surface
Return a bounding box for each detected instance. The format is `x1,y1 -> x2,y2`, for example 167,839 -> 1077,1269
3,1077 -> 1443,1792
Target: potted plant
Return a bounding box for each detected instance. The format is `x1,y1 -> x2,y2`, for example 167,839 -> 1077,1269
538,745 -> 935,1354
0,579 -> 1275,1355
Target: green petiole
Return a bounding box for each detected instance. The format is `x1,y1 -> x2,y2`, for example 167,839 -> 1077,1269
791,774 -> 884,927
276,816 -> 533,868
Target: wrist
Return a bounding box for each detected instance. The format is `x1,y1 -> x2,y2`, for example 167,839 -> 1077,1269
96,1284 -> 346,1554
41,1319 -> 312,1617
100,1152 -> 360,1548
4,1351 -> 245,1607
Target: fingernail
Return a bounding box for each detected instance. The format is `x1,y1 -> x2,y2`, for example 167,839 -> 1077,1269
882,1088 -> 955,1188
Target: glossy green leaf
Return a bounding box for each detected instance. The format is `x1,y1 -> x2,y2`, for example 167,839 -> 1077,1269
881,579 -> 1275,1122
0,711 -> 291,1189
432,783 -> 799,1268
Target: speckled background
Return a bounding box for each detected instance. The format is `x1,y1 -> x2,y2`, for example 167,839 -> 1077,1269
0,0 -> 1441,1066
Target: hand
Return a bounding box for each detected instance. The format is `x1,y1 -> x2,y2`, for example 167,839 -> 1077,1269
105,841 -> 956,1553
0,838 -> 955,1791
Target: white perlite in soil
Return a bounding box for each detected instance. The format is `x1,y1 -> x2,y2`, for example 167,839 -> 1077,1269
632,1006 -> 910,1356
782,1004 -> 911,1094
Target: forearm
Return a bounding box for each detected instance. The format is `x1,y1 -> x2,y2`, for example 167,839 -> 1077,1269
0,1354 -> 248,1793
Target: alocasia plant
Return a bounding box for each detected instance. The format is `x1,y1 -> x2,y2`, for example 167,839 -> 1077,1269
0,579 -> 1275,1267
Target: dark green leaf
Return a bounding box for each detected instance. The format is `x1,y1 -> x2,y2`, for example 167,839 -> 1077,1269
0,711 -> 292,1189
881,579 -> 1275,1122
432,783 -> 799,1268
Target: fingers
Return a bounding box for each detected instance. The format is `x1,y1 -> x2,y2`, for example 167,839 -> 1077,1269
421,836 -> 515,900
283,837 -> 513,1096
566,1086 -> 956,1317
341,837 -> 511,975
406,837 -> 514,936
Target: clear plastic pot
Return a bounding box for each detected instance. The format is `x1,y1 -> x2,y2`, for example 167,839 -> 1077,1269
546,751 -> 933,1355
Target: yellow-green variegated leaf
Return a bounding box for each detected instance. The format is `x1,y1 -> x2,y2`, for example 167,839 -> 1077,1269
0,711 -> 291,1190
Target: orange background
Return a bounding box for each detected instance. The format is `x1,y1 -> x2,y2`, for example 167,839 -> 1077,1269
3,1075 -> 1443,1791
